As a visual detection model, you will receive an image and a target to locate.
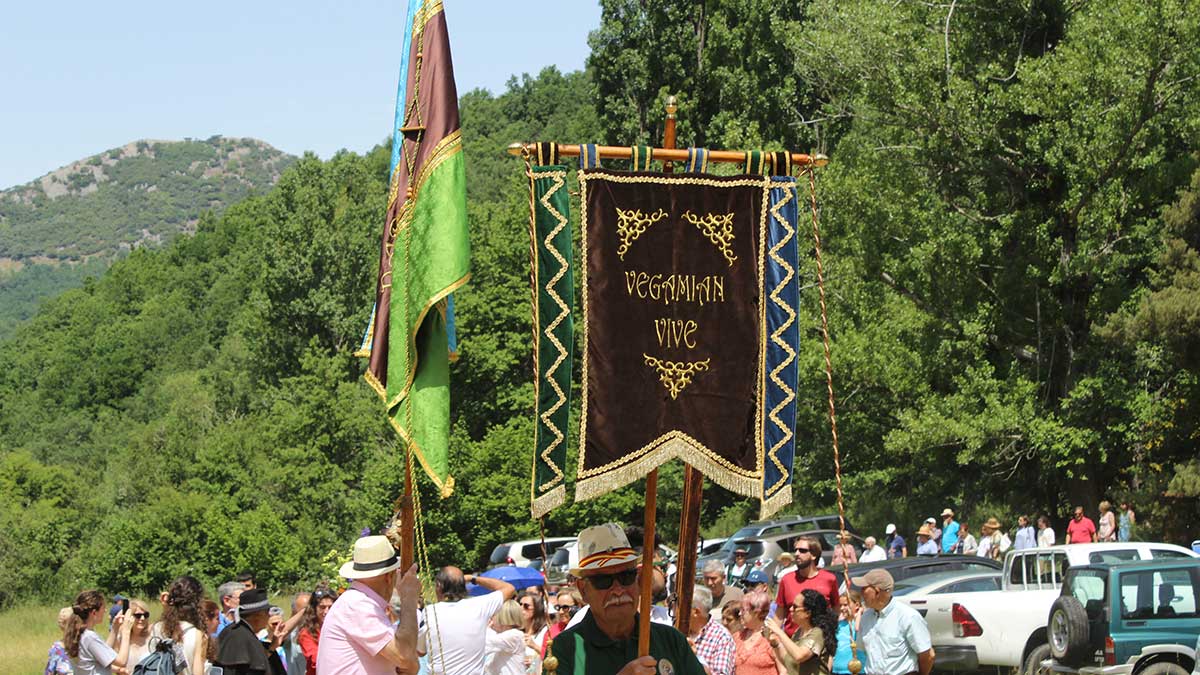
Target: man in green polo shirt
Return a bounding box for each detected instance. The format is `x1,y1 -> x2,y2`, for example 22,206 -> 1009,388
551,523 -> 704,675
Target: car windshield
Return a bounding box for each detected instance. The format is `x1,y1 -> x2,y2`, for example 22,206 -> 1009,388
488,544 -> 512,566
549,547 -> 570,567
733,540 -> 766,558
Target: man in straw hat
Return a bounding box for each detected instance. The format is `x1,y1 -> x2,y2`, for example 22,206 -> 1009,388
915,524 -> 939,556
852,568 -> 933,675
549,523 -> 704,675
939,508 -> 960,554
215,588 -> 286,675
317,535 -> 421,675
977,517 -> 1010,560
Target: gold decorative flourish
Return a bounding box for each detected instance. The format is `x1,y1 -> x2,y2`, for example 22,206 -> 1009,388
614,207 -> 667,260
643,354 -> 710,399
682,210 -> 738,266
577,171 -> 773,503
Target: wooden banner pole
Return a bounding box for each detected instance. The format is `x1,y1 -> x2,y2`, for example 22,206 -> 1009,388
673,466 -> 704,633
637,95 -> 679,658
400,450 -> 415,569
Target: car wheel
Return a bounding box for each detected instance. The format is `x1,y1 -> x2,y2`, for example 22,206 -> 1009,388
1048,597 -> 1091,667
1135,663 -> 1188,675
1022,642 -> 1051,675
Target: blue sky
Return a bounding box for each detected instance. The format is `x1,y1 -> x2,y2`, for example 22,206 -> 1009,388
0,1 -> 601,190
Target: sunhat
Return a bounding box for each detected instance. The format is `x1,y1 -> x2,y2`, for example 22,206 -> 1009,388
941,508 -> 954,518
339,535 -> 402,579
982,517 -> 1002,532
917,524 -> 934,537
570,523 -> 639,576
850,568 -> 894,592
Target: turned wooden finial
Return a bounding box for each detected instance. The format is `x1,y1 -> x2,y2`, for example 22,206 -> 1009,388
847,640 -> 863,674
666,95 -> 677,118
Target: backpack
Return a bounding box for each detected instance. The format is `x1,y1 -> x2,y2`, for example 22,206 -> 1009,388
133,638 -> 180,675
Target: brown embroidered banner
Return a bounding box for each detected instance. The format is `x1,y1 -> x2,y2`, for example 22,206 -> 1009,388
577,170 -> 772,500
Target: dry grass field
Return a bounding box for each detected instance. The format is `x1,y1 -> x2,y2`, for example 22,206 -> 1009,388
0,602 -> 77,674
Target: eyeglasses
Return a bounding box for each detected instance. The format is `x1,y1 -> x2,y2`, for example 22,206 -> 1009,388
520,603 -> 535,610
586,568 -> 638,590
555,604 -> 577,613
132,612 -> 150,619
793,547 -> 812,554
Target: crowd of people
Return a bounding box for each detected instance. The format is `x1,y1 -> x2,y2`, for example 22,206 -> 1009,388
45,526 -> 939,675
865,502 -> 1136,563
45,502 -> 1134,675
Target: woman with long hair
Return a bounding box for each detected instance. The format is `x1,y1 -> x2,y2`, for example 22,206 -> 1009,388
199,600 -> 220,663
297,586 -> 337,675
484,599 -> 526,675
1118,501 -> 1136,542
733,591 -> 785,675
117,599 -> 153,666
150,576 -> 208,675
518,589 -> 550,671
1098,501 -> 1118,542
64,590 -> 133,675
765,589 -> 837,675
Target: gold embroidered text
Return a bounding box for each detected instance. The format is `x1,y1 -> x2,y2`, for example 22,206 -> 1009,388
623,271 -> 726,306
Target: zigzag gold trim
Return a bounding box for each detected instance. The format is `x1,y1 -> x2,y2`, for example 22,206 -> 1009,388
537,169 -> 570,492
643,354 -> 710,399
578,170 -> 773,501
681,211 -> 738,266
364,368 -> 388,401
615,208 -> 667,260
764,183 -> 797,496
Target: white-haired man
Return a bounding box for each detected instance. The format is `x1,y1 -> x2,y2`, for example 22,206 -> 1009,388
317,535 -> 421,675
550,523 -> 704,675
687,586 -> 735,675
701,559 -> 743,620
859,536 -> 887,563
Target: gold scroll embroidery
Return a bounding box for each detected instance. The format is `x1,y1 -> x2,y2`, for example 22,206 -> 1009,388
681,211 -> 737,266
615,208 -> 668,260
643,354 -> 711,399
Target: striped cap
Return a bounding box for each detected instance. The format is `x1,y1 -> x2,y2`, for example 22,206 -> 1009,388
570,523 -> 640,575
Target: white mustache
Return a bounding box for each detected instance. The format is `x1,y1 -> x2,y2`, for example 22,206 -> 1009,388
605,594 -> 634,607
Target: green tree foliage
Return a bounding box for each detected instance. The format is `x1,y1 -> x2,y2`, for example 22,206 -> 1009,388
590,0 -> 1199,537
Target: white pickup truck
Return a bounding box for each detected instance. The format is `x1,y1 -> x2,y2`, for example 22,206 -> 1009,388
917,542 -> 1199,675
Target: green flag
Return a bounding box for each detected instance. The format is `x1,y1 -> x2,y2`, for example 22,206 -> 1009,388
360,0 -> 469,496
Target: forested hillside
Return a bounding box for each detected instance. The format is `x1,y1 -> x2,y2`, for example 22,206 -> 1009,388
1,0 -> 1198,608
0,137 -> 294,339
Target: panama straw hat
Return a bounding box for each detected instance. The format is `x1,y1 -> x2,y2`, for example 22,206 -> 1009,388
917,524 -> 934,537
339,535 -> 402,579
982,517 -> 1002,532
570,523 -> 640,576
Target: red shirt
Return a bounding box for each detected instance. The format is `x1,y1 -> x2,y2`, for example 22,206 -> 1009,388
298,627 -> 320,675
776,568 -> 840,634
1067,516 -> 1097,543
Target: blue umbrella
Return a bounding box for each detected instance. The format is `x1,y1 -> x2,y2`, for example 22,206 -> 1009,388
466,566 -> 545,596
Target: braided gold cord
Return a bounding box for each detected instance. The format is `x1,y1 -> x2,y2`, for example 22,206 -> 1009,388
805,166 -> 860,672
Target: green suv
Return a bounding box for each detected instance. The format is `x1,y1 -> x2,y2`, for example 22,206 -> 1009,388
1042,559 -> 1200,675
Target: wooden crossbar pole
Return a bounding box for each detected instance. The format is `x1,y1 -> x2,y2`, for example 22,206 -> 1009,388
506,142 -> 828,168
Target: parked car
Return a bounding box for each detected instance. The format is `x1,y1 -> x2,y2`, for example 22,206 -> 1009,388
1039,558 -> 1199,675
916,542 -> 1198,675
890,569 -> 1003,671
844,554 -> 1003,588
698,537 -> 727,557
696,514 -> 854,571
487,537 -> 575,571
544,540 -> 676,585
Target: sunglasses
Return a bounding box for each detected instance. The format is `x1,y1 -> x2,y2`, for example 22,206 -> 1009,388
793,547 -> 812,554
555,604 -> 577,613
520,603 -> 535,610
587,569 -> 638,590
132,612 -> 150,619
313,590 -> 338,600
